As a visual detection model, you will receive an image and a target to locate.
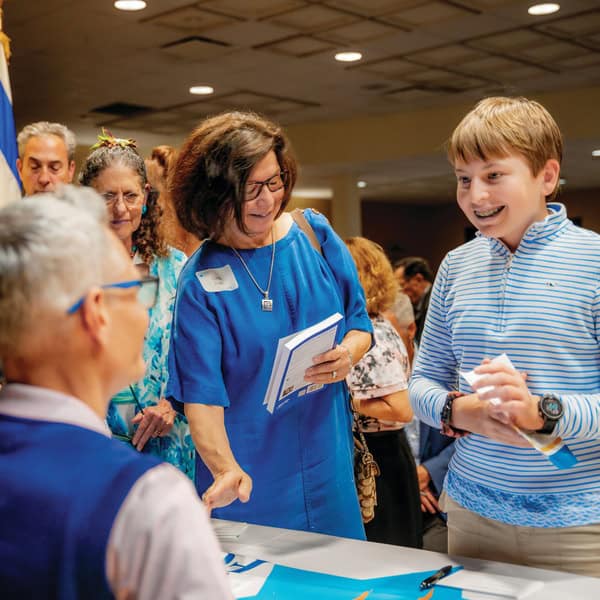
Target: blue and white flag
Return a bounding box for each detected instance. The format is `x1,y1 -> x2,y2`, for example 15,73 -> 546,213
1,28 -> 21,206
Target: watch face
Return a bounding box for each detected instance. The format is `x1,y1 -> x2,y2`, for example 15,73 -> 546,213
541,395 -> 563,420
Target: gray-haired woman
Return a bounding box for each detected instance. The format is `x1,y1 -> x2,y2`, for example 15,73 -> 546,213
80,132 -> 195,479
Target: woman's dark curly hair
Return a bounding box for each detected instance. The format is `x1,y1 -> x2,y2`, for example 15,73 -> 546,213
79,140 -> 168,264
170,111 -> 298,240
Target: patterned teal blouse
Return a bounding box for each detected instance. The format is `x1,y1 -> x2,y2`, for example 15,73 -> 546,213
106,248 -> 195,479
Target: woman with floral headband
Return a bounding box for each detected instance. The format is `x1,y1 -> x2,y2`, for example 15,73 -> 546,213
79,131 -> 195,479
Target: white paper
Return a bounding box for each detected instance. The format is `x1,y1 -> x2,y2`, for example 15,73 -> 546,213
263,312 -> 343,413
212,519 -> 248,541
460,353 -> 515,406
440,569 -> 543,599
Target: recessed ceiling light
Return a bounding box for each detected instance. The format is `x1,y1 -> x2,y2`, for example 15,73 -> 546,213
357,181 -> 367,188
527,3 -> 560,16
114,0 -> 147,11
592,149 -> 600,157
189,86 -> 214,95
335,51 -> 362,63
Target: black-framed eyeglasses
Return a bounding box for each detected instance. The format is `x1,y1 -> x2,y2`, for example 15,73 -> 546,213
66,276 -> 159,315
244,171 -> 288,201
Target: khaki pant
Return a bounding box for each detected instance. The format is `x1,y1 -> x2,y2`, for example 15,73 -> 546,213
441,493 -> 600,577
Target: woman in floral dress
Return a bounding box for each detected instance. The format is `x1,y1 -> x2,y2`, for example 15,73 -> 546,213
345,237 -> 422,547
79,132 -> 195,479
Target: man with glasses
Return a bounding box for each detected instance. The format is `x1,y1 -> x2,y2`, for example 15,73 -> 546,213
0,186 -> 232,599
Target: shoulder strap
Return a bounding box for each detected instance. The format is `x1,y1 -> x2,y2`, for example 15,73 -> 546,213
290,208 -> 322,255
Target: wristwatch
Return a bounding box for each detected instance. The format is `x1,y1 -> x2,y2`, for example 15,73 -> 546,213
536,393 -> 563,434
440,392 -> 468,439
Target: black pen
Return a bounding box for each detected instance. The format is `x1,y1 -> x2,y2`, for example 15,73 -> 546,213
419,564 -> 454,590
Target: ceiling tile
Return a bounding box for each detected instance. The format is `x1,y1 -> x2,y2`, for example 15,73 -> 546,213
319,19 -> 399,43
178,101 -> 231,118
258,35 -> 337,57
519,41 -> 588,64
470,29 -> 551,52
355,56 -> 420,78
384,86 -> 442,102
408,44 -> 485,66
262,99 -> 309,114
161,37 -> 232,61
382,1 -> 472,28
324,0 -> 423,18
145,5 -> 238,32
554,53 -> 600,70
460,54 -> 547,78
197,0 -> 307,20
457,0 -> 523,8
535,10 -> 600,38
266,4 -> 357,32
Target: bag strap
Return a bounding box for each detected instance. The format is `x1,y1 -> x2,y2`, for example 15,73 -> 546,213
351,404 -> 370,451
291,208 -> 322,255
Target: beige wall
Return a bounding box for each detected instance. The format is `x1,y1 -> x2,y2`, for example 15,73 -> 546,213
362,189 -> 599,273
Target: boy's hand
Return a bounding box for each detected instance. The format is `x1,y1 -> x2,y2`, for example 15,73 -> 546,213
451,393 -> 530,447
472,361 -> 544,431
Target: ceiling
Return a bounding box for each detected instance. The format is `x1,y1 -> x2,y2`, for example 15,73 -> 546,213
5,0 -> 600,202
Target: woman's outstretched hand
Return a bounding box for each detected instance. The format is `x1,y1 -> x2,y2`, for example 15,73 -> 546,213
202,469 -> 252,515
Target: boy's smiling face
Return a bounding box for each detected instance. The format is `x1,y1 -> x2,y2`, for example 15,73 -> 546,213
454,154 -> 560,252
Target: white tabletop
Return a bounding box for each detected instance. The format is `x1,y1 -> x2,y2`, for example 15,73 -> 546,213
218,520 -> 600,599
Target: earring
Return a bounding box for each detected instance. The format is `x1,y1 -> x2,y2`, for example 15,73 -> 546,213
141,204 -> 147,215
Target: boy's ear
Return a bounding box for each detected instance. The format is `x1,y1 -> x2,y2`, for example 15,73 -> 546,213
541,159 -> 560,195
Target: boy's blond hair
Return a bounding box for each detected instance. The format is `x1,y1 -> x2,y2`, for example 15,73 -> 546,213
448,96 -> 563,200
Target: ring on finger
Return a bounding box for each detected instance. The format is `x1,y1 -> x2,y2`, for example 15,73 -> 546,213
331,370 -> 337,379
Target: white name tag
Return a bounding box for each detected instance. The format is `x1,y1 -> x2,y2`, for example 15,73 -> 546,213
196,265 -> 238,292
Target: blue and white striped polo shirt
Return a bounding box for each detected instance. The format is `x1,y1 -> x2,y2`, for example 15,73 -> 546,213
410,203 -> 600,527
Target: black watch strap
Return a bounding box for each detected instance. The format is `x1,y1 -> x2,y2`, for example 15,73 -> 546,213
440,392 -> 468,439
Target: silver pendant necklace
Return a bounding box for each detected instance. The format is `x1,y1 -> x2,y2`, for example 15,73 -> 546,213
230,228 -> 276,312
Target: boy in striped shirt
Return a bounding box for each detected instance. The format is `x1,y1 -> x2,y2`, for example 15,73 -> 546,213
409,96 -> 600,576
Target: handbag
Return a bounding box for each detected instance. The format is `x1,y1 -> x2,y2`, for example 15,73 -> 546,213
352,412 -> 380,524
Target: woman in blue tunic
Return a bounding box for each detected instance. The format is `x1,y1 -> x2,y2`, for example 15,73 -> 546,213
166,111 -> 373,538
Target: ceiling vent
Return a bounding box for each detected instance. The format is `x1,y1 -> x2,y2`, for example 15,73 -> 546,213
90,102 -> 153,117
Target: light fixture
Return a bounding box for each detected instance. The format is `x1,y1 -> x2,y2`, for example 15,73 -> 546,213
114,0 -> 147,11
189,85 -> 215,95
592,149 -> 600,157
527,3 -> 560,16
335,51 -> 362,63
357,181 -> 367,188
559,178 -> 567,185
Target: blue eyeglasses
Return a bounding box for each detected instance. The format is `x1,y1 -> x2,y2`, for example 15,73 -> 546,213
66,276 -> 159,315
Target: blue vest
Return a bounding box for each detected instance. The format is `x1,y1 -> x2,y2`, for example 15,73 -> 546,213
0,414 -> 161,599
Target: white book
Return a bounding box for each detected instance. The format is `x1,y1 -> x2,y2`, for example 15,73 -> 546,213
263,312 -> 343,414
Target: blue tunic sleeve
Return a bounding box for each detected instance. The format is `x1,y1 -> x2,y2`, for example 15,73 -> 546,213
166,249 -> 230,412
302,209 -> 373,338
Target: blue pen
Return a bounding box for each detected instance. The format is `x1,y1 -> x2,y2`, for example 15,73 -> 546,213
419,564 -> 455,590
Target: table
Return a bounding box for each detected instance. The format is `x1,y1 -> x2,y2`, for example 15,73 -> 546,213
219,521 -> 600,599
